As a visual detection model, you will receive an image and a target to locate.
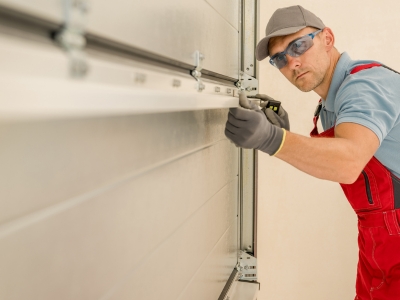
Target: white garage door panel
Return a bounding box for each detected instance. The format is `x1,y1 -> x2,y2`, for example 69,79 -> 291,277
0,109 -> 228,224
88,0 -> 239,78
108,181 -> 238,300
205,0 -> 239,30
0,0 -> 239,78
0,1 -> 246,298
176,220 -> 238,300
0,32 -> 238,119
0,140 -> 238,300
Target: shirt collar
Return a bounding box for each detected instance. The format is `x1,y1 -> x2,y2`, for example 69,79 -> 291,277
322,52 -> 352,112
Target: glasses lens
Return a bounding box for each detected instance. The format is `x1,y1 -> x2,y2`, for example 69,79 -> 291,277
272,53 -> 287,69
287,36 -> 313,57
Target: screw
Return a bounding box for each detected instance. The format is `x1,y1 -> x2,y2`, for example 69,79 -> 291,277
227,88 -> 232,94
134,73 -> 146,84
215,87 -> 220,92
250,64 -> 253,67
246,68 -> 249,71
172,79 -> 181,87
70,60 -> 88,77
198,82 -> 205,91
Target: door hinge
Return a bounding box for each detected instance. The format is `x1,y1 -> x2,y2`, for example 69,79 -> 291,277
235,72 -> 258,96
191,50 -> 205,92
236,250 -> 257,281
55,0 -> 89,78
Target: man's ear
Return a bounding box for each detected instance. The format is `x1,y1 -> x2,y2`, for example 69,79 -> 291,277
323,27 -> 335,51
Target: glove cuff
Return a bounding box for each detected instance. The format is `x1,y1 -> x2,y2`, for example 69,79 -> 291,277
257,126 -> 284,155
272,128 -> 286,156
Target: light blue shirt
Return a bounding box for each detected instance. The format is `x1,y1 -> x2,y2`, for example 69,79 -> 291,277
320,52 -> 400,178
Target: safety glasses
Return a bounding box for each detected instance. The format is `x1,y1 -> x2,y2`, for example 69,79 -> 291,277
269,29 -> 322,69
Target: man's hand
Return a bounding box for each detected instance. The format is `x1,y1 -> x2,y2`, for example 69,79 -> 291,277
225,93 -> 285,155
255,94 -> 290,131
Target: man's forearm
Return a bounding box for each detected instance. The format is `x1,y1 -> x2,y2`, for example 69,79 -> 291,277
274,131 -> 365,183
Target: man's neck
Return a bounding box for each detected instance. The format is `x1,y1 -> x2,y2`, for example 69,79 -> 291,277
314,50 -> 341,100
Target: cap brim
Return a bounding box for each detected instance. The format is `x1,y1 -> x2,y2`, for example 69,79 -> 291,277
255,26 -> 306,61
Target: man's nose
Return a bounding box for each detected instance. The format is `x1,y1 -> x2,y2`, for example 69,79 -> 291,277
286,55 -> 301,69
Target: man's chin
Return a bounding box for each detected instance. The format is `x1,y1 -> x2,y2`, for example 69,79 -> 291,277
295,78 -> 322,92
295,83 -> 315,92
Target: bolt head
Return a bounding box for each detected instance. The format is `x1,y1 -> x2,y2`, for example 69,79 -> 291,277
197,82 -> 205,92
192,70 -> 201,78
134,73 -> 147,83
172,79 -> 181,87
70,60 -> 88,77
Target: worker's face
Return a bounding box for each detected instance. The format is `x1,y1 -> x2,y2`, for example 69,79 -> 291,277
269,27 -> 330,92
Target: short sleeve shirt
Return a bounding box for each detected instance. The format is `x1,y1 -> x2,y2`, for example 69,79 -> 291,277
319,52 -> 400,178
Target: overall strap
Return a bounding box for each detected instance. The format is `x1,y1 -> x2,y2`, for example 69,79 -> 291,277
350,62 -> 382,74
310,99 -> 322,136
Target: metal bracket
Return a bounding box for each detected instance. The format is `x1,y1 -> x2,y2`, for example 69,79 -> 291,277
236,250 -> 257,281
235,72 -> 258,96
219,267 -> 259,300
55,0 -> 89,78
191,50 -> 205,92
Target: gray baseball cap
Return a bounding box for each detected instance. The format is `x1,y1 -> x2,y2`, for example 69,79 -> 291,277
255,5 -> 325,61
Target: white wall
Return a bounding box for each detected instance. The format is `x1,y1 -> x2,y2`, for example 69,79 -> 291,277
257,1 -> 400,299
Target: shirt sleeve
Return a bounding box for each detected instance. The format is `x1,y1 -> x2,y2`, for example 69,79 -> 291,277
334,68 -> 400,144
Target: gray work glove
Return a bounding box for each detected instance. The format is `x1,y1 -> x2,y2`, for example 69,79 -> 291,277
225,93 -> 284,155
255,94 -> 290,131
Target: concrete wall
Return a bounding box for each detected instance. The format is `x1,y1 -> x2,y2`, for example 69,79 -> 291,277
257,1 -> 400,299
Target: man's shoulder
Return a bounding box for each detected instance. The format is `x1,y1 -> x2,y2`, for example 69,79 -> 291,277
333,63 -> 400,117
339,63 -> 399,96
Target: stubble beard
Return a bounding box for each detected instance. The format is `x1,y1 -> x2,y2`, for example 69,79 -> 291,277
294,70 -> 325,92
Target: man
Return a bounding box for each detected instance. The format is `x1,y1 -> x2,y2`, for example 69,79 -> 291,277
225,5 -> 400,300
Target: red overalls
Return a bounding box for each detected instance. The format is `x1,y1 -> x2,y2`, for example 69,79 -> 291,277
310,63 -> 400,299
